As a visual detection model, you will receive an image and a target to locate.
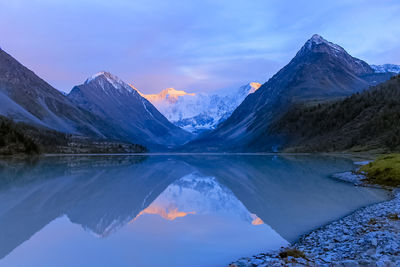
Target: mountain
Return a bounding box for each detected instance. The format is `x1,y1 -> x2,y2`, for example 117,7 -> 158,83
371,64 -> 400,74
0,48 -> 112,137
0,49 -> 188,151
138,83 -> 261,133
0,155 -> 386,258
0,156 -> 194,258
68,72 -> 192,147
133,173 -> 265,225
267,74 -> 400,153
140,87 -> 195,103
184,34 -> 394,152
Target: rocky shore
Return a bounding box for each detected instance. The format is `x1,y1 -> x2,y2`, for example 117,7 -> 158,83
230,173 -> 400,267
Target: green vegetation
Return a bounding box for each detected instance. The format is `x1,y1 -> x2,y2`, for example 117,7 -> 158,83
0,115 -> 147,155
360,154 -> 400,187
269,74 -> 400,153
0,117 -> 40,155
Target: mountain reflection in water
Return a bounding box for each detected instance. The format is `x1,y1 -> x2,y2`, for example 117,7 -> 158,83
0,155 -> 389,267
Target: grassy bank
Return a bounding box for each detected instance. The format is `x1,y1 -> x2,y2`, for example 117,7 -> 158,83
360,154 -> 400,187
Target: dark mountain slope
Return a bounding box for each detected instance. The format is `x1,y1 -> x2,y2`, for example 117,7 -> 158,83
268,74 -> 400,153
0,48 -> 112,137
184,34 -> 392,152
68,72 -> 192,147
0,49 -> 190,150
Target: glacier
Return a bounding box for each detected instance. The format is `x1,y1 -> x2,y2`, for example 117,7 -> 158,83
370,64 -> 400,74
137,82 -> 261,133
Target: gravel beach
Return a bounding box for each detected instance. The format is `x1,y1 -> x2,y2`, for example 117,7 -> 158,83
230,173 -> 400,267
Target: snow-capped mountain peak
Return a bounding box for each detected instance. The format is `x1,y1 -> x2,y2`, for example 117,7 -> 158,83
85,71 -> 116,84
294,34 -> 374,76
84,71 -> 137,95
141,88 -> 195,104
137,82 -> 262,133
370,64 -> 400,74
249,82 -> 262,92
302,34 -> 344,53
235,82 -> 261,96
68,72 -> 192,146
131,173 -> 265,225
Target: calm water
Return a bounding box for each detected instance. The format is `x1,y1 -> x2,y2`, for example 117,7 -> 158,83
0,155 -> 389,267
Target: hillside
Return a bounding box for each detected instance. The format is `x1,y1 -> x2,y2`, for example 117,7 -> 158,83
68,72 -> 192,148
0,48 -> 112,137
268,74 -> 400,153
183,34 -> 393,152
0,49 -> 190,150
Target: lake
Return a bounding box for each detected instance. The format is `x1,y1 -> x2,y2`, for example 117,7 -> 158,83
0,154 -> 389,267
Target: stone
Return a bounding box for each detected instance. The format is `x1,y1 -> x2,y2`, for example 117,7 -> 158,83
229,189 -> 400,267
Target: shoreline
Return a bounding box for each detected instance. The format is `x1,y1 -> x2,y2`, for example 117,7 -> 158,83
230,173 -> 400,267
0,151 -> 381,158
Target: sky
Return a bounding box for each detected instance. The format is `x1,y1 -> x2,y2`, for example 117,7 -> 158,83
1,0 -> 399,94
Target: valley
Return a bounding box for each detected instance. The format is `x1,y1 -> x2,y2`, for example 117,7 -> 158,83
1,31 -> 399,267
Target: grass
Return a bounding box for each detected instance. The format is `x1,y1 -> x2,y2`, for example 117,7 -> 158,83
359,154 -> 400,187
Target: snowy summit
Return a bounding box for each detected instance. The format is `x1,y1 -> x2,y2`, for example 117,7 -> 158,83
138,82 -> 261,133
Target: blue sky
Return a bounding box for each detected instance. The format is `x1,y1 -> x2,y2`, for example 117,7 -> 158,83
1,0 -> 399,93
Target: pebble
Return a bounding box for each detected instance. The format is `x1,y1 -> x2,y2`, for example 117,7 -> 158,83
229,172 -> 400,267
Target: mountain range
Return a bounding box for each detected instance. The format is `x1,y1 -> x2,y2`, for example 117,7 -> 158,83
371,64 -> 400,74
137,82 -> 261,133
183,34 -> 397,152
68,72 -> 191,147
0,34 -> 399,153
0,48 -> 191,152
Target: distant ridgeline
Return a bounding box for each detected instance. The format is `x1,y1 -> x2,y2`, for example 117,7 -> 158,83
268,74 -> 400,153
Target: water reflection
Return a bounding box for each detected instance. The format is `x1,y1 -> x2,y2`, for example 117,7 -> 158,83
184,155 -> 385,242
132,173 -> 265,225
0,155 -> 389,267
